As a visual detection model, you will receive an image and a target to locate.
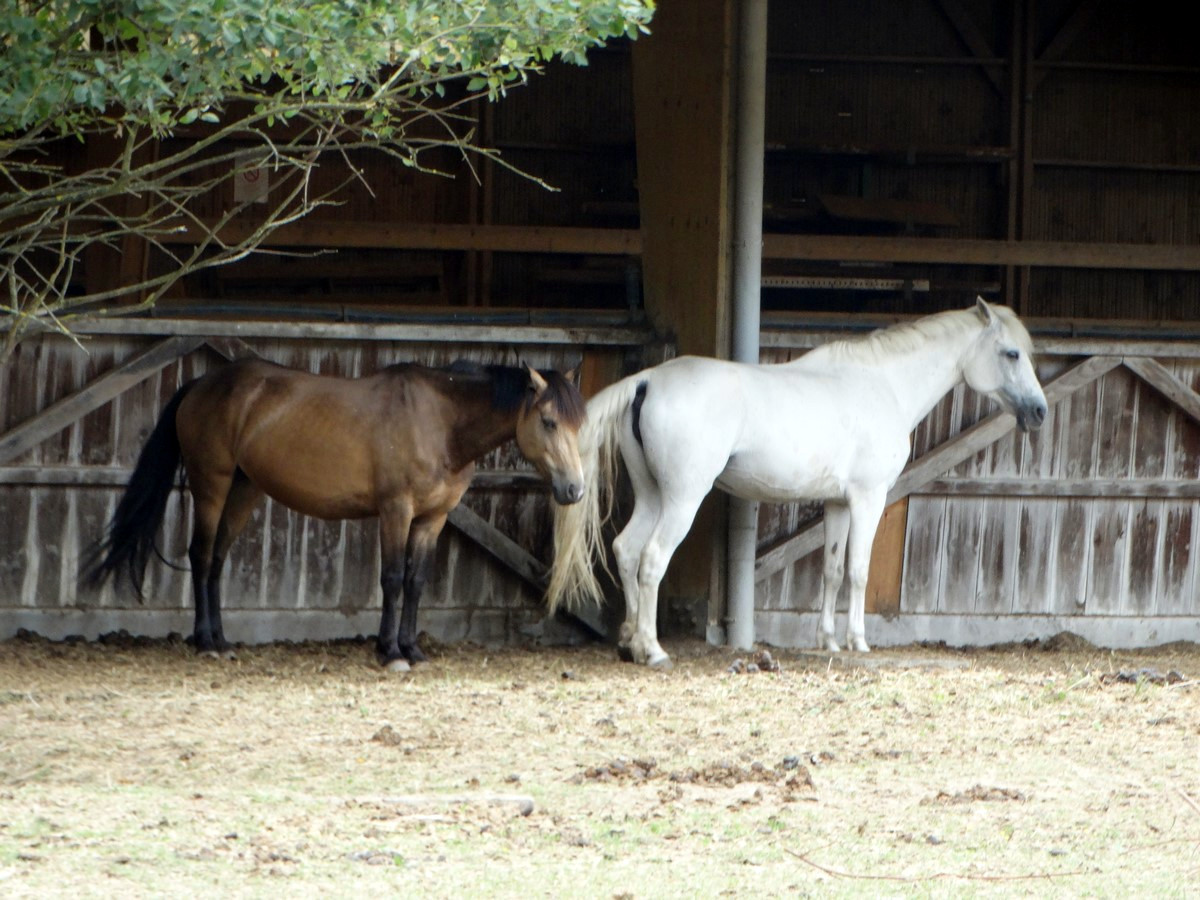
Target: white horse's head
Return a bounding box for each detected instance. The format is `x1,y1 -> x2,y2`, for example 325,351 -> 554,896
961,298 -> 1048,432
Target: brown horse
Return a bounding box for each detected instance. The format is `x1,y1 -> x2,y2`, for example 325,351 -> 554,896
82,357 -> 586,670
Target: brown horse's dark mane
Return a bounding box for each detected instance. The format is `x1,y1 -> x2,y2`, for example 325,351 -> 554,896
433,360 -> 584,428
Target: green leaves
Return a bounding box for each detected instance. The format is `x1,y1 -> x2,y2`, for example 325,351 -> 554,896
0,0 -> 656,137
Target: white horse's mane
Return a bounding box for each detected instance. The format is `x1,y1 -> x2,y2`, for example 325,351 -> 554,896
810,304 -> 1033,365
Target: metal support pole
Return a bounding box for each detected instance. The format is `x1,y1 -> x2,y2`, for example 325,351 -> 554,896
726,0 -> 768,651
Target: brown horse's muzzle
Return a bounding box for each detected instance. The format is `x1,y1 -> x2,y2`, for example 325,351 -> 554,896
551,476 -> 585,505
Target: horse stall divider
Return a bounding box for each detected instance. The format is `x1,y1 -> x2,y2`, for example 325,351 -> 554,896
0,318 -> 653,647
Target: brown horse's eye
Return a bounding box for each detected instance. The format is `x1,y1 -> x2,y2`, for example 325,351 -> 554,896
542,417 -> 557,432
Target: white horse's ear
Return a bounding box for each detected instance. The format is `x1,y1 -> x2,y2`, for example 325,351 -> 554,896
975,296 -> 996,326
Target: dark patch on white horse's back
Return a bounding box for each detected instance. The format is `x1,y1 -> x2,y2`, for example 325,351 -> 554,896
631,380 -> 649,448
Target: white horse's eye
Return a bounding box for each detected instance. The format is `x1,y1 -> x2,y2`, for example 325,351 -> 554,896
1004,348 -> 1020,361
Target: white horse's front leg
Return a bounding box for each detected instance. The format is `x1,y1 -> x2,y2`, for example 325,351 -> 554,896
819,502 -> 850,652
844,487 -> 887,653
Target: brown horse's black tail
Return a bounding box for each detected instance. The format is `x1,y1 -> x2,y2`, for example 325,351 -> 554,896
80,380 -> 196,600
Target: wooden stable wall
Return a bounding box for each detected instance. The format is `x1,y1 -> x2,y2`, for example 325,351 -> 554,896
0,319 -> 647,643
754,324 -> 1200,649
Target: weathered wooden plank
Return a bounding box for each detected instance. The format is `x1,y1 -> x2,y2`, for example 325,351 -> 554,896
755,525 -> 825,581
762,329 -> 1200,361
899,496 -> 946,614
1087,501 -> 1130,614
974,498 -> 1021,615
934,498 -> 981,614
447,505 -> 547,591
919,478 -> 1200,499
65,317 -> 654,348
1095,367 -> 1136,479
865,498 -> 907,616
1159,501 -> 1196,615
204,336 -> 261,361
759,234 -> 1200,271
1051,498 -> 1091,616
0,466 -> 545,492
0,336 -> 203,465
1016,499 -> 1055,614
159,221 -> 644,255
1125,500 -> 1162,615
1124,356 -> 1200,427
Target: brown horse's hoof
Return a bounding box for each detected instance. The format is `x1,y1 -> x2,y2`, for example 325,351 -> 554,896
199,648 -> 237,661
384,658 -> 411,674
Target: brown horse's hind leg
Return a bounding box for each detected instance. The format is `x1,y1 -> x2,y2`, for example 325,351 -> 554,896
397,513 -> 448,664
188,480 -> 229,655
376,500 -> 413,670
203,471 -> 264,654
187,468 -> 260,655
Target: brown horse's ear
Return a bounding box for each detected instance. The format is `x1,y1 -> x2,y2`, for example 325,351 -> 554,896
562,357 -> 582,384
525,364 -> 548,395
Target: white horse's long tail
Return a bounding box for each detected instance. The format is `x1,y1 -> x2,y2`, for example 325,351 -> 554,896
546,375 -> 643,614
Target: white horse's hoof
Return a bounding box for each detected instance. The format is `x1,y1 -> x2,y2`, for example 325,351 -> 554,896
647,654 -> 674,671
821,637 -> 842,653
848,637 -> 871,653
385,658 -> 411,674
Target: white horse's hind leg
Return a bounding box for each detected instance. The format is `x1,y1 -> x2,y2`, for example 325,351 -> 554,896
611,433 -> 662,662
612,498 -> 657,660
844,487 -> 887,653
819,501 -> 850,652
628,496 -> 703,669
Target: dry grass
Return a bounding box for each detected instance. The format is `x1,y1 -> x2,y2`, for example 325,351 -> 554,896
1,632 -> 1199,898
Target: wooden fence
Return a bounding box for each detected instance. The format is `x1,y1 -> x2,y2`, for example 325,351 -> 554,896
4,314 -> 1198,650
0,315 -> 651,645
755,325 -> 1200,649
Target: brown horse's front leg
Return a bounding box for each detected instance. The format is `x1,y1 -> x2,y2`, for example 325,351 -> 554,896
376,502 -> 413,671
376,560 -> 407,670
397,548 -> 433,664
397,514 -> 447,664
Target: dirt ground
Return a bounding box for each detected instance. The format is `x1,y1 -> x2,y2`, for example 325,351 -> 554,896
1,630 -> 1198,899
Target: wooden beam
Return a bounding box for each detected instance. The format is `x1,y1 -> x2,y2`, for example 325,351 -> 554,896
1122,357 -> 1200,428
446,505 -> 548,592
63,316 -> 654,347
754,354 -> 1122,581
922,477 -> 1200,499
0,465 -> 542,490
1032,0 -> 1101,91
447,503 -> 609,639
157,221 -> 643,256
0,336 -> 203,464
933,0 -> 1005,93
760,235 -> 1200,271
204,336 -> 261,361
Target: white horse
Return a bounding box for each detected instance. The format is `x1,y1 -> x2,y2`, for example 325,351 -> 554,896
547,299 -> 1047,668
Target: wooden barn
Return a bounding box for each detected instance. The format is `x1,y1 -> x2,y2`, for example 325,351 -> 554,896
3,0 -> 1200,651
